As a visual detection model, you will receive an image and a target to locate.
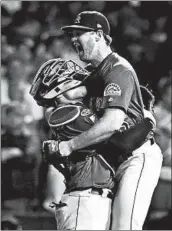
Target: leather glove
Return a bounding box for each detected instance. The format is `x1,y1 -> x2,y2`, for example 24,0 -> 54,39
42,140 -> 64,164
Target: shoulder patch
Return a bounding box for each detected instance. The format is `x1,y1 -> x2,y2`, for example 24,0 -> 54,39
104,83 -> 121,96
81,109 -> 92,116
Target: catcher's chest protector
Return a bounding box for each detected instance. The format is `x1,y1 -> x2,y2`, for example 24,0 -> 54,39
49,103 -> 97,141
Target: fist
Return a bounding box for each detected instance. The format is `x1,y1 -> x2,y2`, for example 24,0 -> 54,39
42,140 -> 61,163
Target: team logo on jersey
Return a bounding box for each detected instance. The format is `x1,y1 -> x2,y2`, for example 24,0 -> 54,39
104,83 -> 121,96
81,109 -> 92,116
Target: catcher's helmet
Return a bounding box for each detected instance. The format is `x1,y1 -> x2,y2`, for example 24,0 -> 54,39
29,58 -> 90,107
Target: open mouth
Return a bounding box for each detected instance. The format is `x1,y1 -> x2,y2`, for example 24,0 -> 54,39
73,42 -> 83,55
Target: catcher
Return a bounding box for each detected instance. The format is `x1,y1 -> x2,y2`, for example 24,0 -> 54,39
30,58 -> 156,230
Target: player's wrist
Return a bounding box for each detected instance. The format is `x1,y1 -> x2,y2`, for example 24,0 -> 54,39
67,139 -> 76,152
59,141 -> 72,157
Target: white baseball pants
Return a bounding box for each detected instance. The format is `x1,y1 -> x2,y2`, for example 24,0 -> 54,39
55,188 -> 112,230
111,141 -> 163,230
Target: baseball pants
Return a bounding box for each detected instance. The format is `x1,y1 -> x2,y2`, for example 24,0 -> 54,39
111,141 -> 163,230
54,188 -> 112,230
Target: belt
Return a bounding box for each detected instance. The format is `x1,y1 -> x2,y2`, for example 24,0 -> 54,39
65,188 -> 113,199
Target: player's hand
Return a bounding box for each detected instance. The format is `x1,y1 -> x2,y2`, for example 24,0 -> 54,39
42,140 -> 62,162
59,141 -> 72,157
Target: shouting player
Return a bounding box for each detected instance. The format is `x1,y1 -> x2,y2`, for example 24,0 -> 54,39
59,11 -> 162,230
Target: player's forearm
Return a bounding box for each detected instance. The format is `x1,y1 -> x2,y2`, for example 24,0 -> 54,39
68,109 -> 125,152
68,123 -> 113,151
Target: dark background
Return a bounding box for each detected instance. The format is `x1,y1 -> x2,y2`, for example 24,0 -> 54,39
1,1 -> 172,230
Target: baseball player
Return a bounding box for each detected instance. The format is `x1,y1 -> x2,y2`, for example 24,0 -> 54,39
30,58 -> 114,230
58,11 -> 163,230
30,58 -> 158,230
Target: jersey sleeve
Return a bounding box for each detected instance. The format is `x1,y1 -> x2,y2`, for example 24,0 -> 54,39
100,66 -> 135,113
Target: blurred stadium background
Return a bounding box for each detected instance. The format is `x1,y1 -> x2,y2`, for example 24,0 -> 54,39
1,1 -> 171,230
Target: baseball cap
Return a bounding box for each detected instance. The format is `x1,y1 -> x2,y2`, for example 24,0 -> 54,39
61,11 -> 110,35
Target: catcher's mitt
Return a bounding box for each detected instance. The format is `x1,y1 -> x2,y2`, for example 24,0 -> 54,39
109,117 -> 154,153
29,58 -> 90,107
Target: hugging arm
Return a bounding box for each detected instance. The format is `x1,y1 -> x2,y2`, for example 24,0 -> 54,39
60,108 -> 126,156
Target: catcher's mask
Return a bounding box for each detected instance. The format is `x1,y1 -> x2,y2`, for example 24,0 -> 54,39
29,58 -> 90,107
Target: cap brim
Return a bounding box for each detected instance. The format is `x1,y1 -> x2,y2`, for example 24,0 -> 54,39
61,25 -> 95,32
